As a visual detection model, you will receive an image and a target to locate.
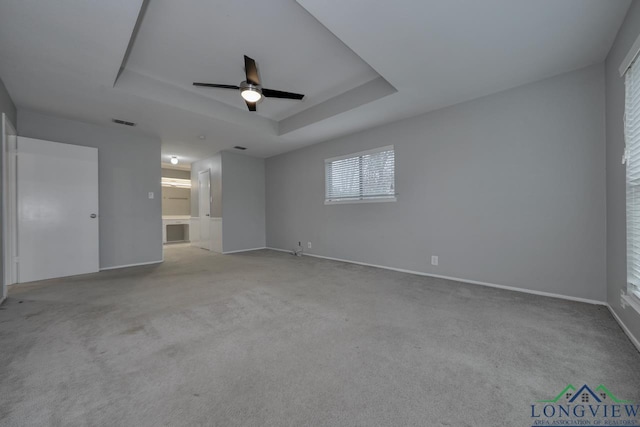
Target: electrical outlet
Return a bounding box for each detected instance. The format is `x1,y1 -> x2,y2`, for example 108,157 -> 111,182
148,192 -> 154,199
431,256 -> 439,266
307,242 -> 312,249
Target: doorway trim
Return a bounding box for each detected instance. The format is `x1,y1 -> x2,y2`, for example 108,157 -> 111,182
197,169 -> 211,250
2,113 -> 17,301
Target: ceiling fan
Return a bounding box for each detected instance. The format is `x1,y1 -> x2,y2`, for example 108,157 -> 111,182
193,55 -> 305,112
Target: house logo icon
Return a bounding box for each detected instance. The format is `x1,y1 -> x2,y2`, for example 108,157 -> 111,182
538,384 -> 633,404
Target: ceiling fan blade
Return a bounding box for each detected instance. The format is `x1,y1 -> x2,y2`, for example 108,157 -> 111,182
262,88 -> 304,100
245,100 -> 257,111
244,55 -> 260,85
193,83 -> 240,89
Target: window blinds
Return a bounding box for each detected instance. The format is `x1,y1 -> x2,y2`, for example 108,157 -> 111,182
626,61 -> 640,295
325,146 -> 395,202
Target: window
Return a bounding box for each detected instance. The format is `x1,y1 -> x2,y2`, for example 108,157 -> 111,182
325,146 -> 395,204
625,57 -> 640,300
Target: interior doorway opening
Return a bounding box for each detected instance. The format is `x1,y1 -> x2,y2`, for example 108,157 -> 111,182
161,161 -> 192,245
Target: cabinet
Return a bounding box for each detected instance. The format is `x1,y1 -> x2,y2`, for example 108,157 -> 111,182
162,216 -> 190,243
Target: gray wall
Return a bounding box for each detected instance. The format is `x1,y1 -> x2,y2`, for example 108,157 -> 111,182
18,109 -> 163,269
221,151 -> 265,252
266,64 -> 606,302
191,153 -> 222,218
0,77 -> 16,127
191,151 -> 266,252
0,76 -> 17,296
606,1 -> 640,342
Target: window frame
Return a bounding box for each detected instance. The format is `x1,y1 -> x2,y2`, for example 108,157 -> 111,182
622,32 -> 640,310
324,145 -> 396,205
625,64 -> 640,302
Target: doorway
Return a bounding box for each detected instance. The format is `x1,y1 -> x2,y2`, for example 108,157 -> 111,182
161,163 -> 192,245
198,169 -> 211,250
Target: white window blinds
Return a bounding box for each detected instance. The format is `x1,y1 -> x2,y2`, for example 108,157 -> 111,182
626,60 -> 640,296
325,146 -> 395,203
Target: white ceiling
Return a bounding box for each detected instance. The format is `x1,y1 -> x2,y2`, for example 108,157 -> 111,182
0,0 -> 632,162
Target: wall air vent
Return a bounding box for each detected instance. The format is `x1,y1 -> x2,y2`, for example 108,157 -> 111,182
112,118 -> 136,127
234,146 -> 247,150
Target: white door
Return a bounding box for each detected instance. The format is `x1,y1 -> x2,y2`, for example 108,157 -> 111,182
198,169 -> 210,250
2,114 -> 17,301
17,137 -> 99,283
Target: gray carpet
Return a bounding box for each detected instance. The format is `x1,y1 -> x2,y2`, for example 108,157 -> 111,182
1,246 -> 639,426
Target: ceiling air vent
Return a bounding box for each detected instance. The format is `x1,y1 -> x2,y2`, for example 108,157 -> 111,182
112,118 -> 136,127
234,146 -> 247,150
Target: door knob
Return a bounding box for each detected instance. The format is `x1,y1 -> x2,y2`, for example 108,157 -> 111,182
90,214 -> 97,218
206,213 -> 210,216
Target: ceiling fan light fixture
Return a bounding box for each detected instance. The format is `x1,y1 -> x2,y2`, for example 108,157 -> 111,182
239,81 -> 262,103
241,89 -> 262,102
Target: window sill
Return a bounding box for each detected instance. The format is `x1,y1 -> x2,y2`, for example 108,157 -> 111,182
325,197 -> 397,205
621,290 -> 640,315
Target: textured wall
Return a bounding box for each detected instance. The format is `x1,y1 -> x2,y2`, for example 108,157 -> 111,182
221,151 -> 265,252
267,65 -> 606,302
0,77 -> 16,127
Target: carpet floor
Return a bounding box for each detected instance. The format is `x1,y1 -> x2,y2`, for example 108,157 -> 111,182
0,245 -> 639,426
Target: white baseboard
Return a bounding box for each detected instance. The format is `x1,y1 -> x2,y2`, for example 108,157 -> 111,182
265,247 -> 605,306
223,247 -> 266,254
266,247 -> 293,254
100,259 -> 163,271
607,304 -> 640,353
